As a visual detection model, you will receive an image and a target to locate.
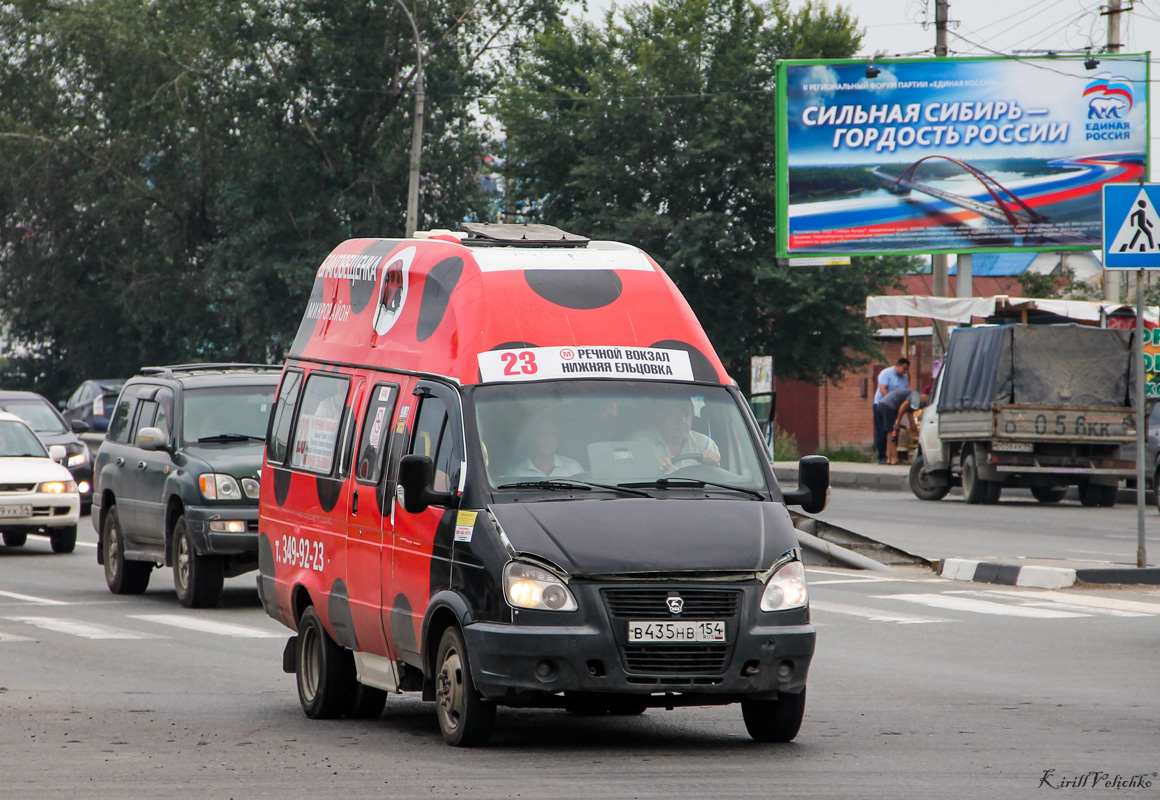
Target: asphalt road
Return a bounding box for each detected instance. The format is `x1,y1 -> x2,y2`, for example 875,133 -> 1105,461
3,512 -> 1159,799
816,485 -> 1156,566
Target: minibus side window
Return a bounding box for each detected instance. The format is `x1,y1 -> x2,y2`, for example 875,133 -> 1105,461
288,372 -> 349,475
411,395 -> 463,493
267,370 -> 303,465
355,383 -> 399,485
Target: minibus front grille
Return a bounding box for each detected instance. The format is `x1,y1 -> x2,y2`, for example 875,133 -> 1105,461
601,588 -> 741,619
621,644 -> 730,674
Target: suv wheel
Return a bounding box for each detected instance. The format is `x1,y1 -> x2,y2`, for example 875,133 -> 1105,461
173,515 -> 224,608
103,506 -> 151,594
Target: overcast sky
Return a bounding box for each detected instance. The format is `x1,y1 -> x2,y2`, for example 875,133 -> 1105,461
571,0 -> 1160,176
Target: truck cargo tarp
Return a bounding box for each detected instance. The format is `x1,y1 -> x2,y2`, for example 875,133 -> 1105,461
937,324 -> 1135,411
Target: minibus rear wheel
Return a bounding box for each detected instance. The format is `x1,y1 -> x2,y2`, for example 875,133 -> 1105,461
741,689 -> 806,743
434,626 -> 495,747
296,606 -> 355,719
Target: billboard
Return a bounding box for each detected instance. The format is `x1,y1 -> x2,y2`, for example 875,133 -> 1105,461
775,55 -> 1149,257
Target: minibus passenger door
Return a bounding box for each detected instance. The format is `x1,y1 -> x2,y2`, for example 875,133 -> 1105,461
346,379 -> 401,660
388,381 -> 463,665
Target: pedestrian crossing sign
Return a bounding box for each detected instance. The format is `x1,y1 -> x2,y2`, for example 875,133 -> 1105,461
1104,184 -> 1160,269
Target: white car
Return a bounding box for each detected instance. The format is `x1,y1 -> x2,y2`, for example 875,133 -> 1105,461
0,411 -> 80,553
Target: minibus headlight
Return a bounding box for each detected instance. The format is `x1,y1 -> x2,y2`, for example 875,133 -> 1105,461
760,560 -> 808,612
199,473 -> 243,501
503,561 -> 578,612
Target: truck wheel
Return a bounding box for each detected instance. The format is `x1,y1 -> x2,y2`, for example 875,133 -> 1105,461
296,606 -> 354,719
741,689 -> 806,743
961,452 -> 991,504
434,626 -> 495,747
1030,486 -> 1066,504
50,525 -> 77,554
103,506 -> 151,594
3,531 -> 27,547
173,516 -> 224,608
1098,483 -> 1118,507
1079,481 -> 1098,507
909,452 -> 950,501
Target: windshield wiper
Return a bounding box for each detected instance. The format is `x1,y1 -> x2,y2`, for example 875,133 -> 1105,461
196,433 -> 263,443
619,477 -> 766,500
496,479 -> 650,497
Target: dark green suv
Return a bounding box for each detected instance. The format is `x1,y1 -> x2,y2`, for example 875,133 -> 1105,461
93,364 -> 280,607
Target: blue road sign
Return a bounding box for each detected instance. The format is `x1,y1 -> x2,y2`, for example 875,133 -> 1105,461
1104,184 -> 1160,269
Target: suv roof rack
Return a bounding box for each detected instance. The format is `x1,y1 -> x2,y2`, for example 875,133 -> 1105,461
458,222 -> 590,248
139,363 -> 281,377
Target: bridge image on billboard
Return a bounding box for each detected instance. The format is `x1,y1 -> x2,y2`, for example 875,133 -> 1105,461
775,55 -> 1149,257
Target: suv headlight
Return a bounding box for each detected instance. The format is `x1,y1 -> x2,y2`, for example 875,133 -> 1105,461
503,561 -> 578,612
760,560 -> 808,612
199,473 -> 243,501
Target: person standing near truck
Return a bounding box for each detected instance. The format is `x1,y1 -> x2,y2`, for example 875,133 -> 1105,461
874,358 -> 910,464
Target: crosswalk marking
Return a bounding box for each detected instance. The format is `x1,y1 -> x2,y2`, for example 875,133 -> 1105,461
810,600 -> 947,624
975,589 -> 1160,617
3,616 -> 164,639
130,614 -> 284,639
875,593 -> 1088,619
0,590 -> 69,606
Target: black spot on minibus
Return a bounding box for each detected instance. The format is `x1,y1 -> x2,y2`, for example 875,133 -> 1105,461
648,340 -> 719,382
416,256 -> 464,341
317,476 -> 342,513
272,467 -> 292,506
327,580 -> 358,650
525,269 -> 622,309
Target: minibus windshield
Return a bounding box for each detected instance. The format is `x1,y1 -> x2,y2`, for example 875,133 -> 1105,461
472,381 -> 771,494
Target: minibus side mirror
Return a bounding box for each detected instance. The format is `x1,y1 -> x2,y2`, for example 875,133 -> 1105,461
909,389 -> 922,410
782,455 -> 829,514
398,454 -> 460,514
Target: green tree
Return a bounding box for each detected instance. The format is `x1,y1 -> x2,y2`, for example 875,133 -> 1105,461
494,0 -> 911,385
0,0 -> 559,398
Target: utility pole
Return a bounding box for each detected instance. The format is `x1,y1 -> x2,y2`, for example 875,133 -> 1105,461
1103,0 -> 1124,302
397,0 -> 425,238
931,0 -> 950,359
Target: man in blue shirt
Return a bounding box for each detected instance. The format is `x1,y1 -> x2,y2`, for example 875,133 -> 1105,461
873,358 -> 909,464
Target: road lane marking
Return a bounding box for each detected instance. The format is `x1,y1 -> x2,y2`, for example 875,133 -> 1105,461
809,600 -> 947,624
129,614 -> 284,638
0,630 -> 34,642
3,616 -> 163,639
0,590 -> 69,606
875,594 -> 1088,619
976,589 -> 1160,616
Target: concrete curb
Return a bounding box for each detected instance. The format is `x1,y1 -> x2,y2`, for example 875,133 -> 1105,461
796,529 -> 894,572
939,558 -> 1160,588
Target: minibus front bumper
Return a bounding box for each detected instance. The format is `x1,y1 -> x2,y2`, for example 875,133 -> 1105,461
463,584 -> 814,701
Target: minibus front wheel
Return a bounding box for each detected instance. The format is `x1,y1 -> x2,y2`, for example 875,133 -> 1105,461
434,626 -> 495,747
741,688 -> 806,743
